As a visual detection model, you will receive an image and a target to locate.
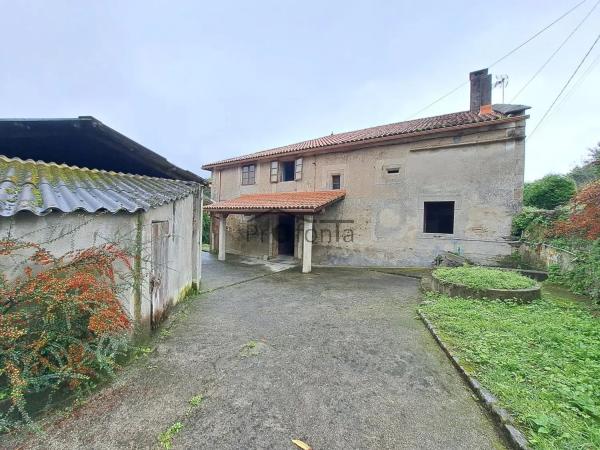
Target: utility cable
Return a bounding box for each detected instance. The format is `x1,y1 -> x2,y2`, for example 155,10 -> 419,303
511,0 -> 600,102
528,30 -> 600,140
405,0 -> 588,119
549,48 -> 600,118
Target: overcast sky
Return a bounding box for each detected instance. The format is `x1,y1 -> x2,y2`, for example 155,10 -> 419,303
1,0 -> 598,181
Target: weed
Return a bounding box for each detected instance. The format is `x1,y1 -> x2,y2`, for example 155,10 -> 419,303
158,422 -> 184,449
188,394 -> 203,408
239,340 -> 262,357
132,346 -> 153,358
160,328 -> 172,338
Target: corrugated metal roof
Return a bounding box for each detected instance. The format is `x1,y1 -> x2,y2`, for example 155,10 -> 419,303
0,117 -> 207,184
0,155 -> 198,217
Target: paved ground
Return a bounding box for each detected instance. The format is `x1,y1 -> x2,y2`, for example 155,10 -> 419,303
5,253 -> 505,450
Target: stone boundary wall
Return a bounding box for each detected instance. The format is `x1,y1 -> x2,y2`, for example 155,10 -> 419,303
517,242 -> 576,272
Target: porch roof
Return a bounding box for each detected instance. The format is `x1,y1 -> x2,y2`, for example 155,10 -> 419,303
204,190 -> 345,214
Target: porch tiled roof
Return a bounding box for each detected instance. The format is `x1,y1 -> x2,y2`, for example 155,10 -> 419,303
204,190 -> 345,214
202,109 -> 526,169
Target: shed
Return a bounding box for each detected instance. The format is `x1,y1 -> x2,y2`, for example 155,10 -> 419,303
0,155 -> 203,331
0,117 -> 207,330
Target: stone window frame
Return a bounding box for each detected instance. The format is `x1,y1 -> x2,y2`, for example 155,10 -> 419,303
417,194 -> 462,239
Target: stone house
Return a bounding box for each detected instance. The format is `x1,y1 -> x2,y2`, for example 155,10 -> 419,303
203,69 -> 530,272
0,117 -> 207,330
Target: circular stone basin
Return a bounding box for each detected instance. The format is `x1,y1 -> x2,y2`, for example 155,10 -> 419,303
431,273 -> 541,303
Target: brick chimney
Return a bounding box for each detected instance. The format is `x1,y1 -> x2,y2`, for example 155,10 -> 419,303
470,68 -> 492,114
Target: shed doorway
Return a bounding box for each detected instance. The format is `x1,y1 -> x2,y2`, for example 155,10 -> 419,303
277,214 -> 295,256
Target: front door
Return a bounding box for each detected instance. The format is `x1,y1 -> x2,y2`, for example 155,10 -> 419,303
150,221 -> 169,328
277,214 -> 295,256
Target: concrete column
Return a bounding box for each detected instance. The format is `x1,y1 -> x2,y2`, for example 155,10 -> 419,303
296,216 -> 303,260
197,186 -> 204,281
191,186 -> 201,287
302,215 -> 313,273
218,214 -> 227,261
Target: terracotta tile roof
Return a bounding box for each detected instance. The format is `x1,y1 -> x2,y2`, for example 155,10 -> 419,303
203,109 -> 524,169
204,190 -> 346,214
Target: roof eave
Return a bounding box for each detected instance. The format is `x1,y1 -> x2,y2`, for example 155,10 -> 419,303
88,118 -> 209,185
202,115 -> 528,170
204,192 -> 346,215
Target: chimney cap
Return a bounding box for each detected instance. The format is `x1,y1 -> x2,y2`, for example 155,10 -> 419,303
470,68 -> 489,79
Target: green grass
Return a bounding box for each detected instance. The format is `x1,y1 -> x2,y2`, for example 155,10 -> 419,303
188,394 -> 203,408
158,422 -> 184,449
420,290 -> 600,449
433,266 -> 537,290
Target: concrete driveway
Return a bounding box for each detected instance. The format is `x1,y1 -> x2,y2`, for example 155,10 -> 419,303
7,254 -> 504,449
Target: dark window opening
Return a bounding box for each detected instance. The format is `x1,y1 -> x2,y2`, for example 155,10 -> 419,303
424,201 -> 455,234
332,174 -> 341,190
281,161 -> 295,181
386,167 -> 400,174
241,164 -> 255,185
277,214 -> 295,256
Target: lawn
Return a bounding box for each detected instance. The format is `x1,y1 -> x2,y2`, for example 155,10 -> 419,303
420,287 -> 600,449
433,266 -> 537,290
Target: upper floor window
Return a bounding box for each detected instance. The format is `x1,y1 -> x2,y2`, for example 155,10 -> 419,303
331,174 -> 341,190
241,164 -> 256,185
270,158 -> 303,183
281,161 -> 295,181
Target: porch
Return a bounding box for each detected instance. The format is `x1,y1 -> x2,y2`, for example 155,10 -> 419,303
204,190 -> 346,273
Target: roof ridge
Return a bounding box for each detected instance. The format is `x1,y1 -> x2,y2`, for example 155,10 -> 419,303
0,154 -> 195,185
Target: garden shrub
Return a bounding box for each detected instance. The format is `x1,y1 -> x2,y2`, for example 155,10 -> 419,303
433,266 -> 536,290
523,174 -> 576,210
0,240 -> 132,430
511,207 -> 553,237
547,181 -> 600,302
553,180 -> 600,240
202,212 -> 211,247
547,240 -> 600,302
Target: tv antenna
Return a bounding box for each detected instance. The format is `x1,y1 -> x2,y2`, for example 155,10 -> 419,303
494,74 -> 509,103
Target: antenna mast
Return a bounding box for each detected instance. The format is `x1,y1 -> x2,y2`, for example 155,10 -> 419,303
494,74 -> 509,103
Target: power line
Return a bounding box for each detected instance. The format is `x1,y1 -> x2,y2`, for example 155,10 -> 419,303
511,0 -> 600,102
528,30 -> 600,140
488,0 -> 588,68
406,81 -> 467,119
550,48 -> 600,116
405,0 -> 588,119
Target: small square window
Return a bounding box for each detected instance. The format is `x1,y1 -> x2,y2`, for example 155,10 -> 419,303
331,174 -> 341,190
386,167 -> 400,174
424,201 -> 454,234
281,161 -> 295,181
241,164 -> 256,185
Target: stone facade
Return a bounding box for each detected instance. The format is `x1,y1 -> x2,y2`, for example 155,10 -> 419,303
208,118 -> 526,267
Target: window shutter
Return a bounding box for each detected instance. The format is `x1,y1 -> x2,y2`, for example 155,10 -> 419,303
295,158 -> 303,181
270,161 -> 279,183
